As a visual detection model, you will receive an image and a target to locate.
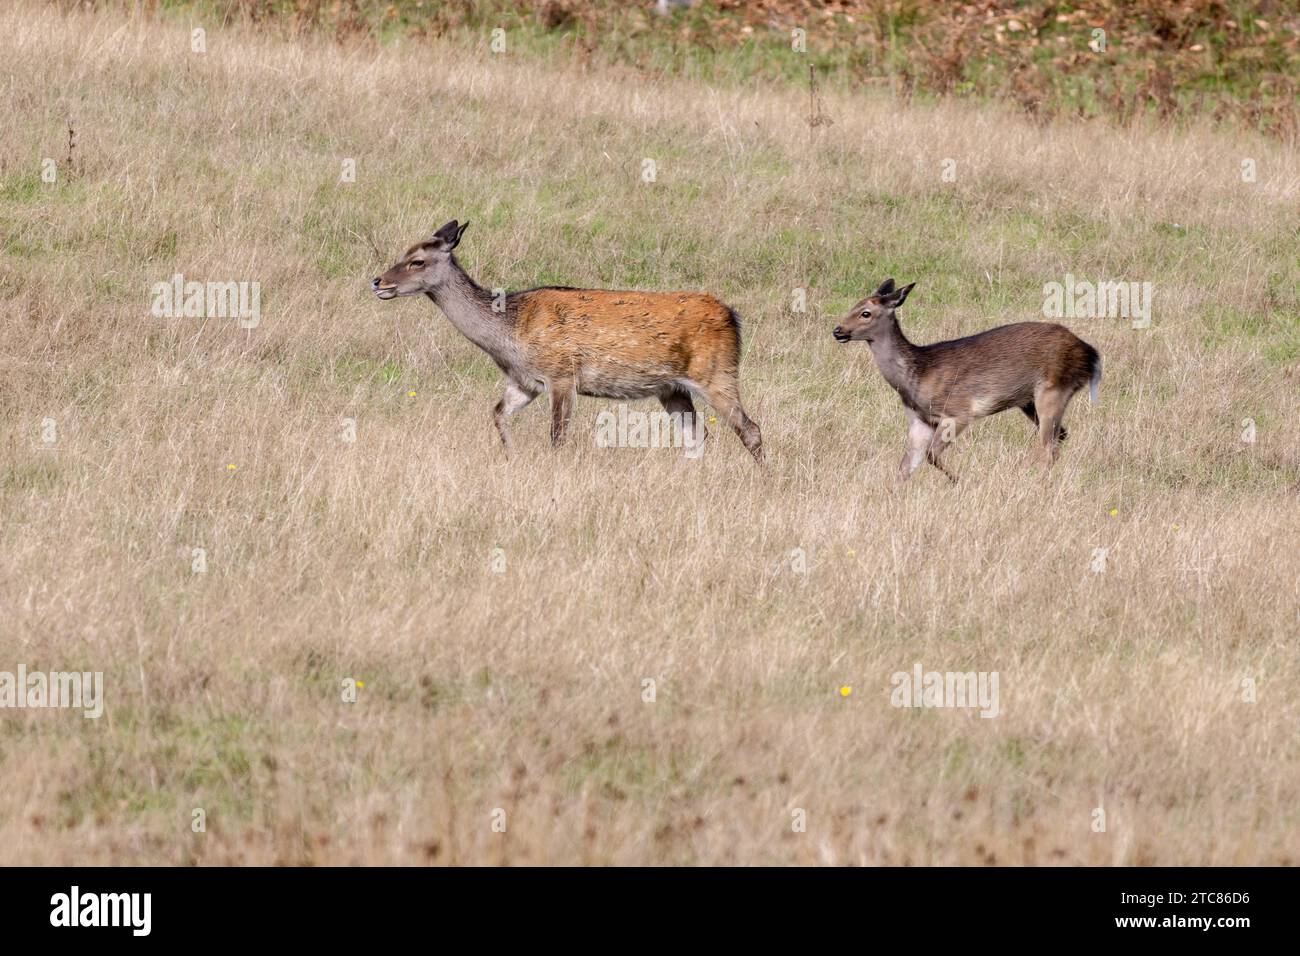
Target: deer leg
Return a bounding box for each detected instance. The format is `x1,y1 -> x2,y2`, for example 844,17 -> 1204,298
1021,400 -> 1067,442
898,411 -> 934,484
493,382 -> 538,453
927,416 -> 966,484
699,380 -> 763,465
659,386 -> 706,459
1033,386 -> 1070,468
549,380 -> 575,447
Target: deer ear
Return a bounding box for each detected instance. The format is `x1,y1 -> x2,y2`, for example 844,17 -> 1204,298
876,278 -> 897,297
431,220 -> 465,249
887,282 -> 916,308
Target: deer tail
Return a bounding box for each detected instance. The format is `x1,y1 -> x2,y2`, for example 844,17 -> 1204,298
1088,351 -> 1102,405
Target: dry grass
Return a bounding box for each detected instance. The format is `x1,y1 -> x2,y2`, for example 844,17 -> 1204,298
1,1 -> 1298,865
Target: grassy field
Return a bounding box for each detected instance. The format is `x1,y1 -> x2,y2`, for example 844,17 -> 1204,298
143,0 -> 1300,137
1,1 -> 1298,865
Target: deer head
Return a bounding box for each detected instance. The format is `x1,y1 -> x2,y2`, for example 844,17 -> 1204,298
372,220 -> 470,300
832,278 -> 915,343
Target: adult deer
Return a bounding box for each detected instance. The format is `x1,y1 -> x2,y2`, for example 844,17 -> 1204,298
373,221 -> 763,463
833,279 -> 1101,483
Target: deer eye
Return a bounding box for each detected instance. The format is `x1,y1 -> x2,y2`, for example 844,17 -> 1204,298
861,310 -> 872,319
409,259 -> 425,269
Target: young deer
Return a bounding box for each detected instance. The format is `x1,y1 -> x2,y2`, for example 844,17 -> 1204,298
372,221 -> 763,463
833,279 -> 1101,483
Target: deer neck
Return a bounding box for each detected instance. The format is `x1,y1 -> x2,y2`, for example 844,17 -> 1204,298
426,256 -> 517,366
868,317 -> 922,399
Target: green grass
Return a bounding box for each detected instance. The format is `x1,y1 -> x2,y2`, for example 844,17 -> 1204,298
146,1 -> 1300,137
